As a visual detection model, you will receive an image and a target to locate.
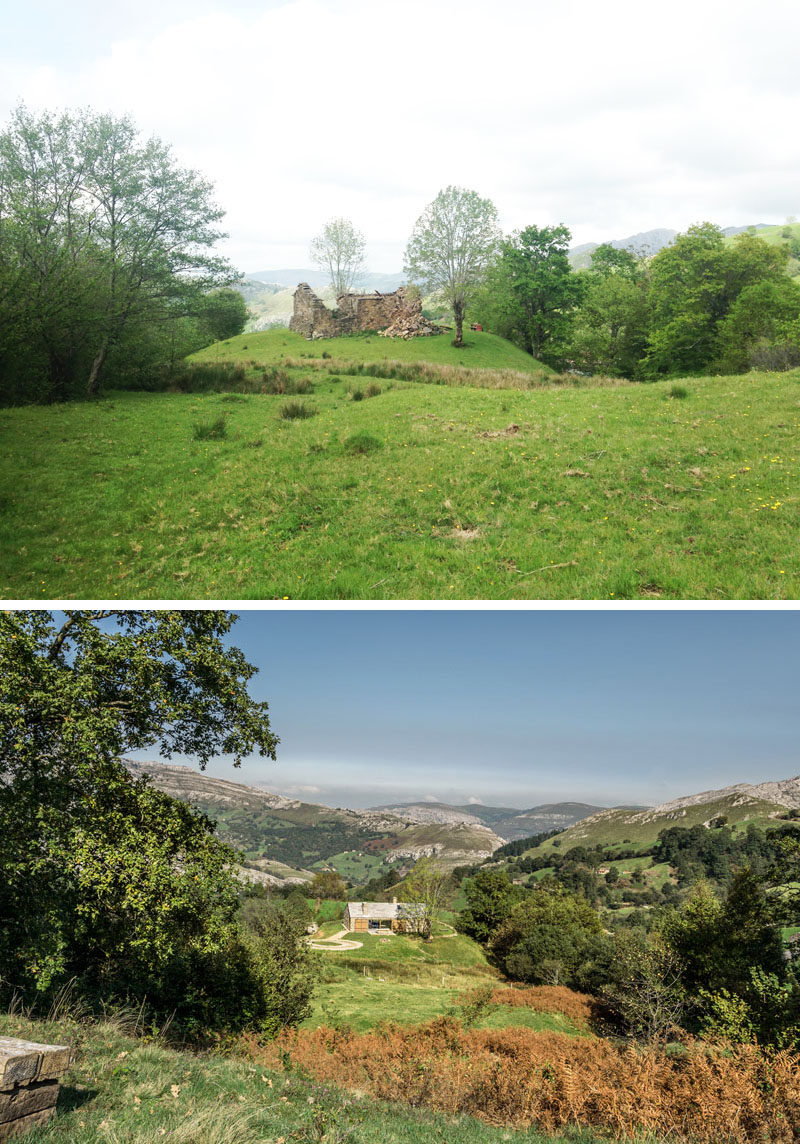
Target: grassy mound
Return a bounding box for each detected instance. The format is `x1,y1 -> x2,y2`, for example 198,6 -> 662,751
1,362 -> 798,600
189,327 -> 550,374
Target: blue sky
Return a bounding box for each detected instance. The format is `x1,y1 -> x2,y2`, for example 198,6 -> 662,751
133,609 -> 800,810
4,1 -> 800,272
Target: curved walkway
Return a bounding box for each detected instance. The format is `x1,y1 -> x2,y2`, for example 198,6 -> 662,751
306,928 -> 364,951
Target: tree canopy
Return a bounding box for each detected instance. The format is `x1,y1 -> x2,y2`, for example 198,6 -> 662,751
479,224 -> 585,366
309,216 -> 366,297
405,186 -> 500,347
0,610 -> 302,1034
0,105 -> 238,403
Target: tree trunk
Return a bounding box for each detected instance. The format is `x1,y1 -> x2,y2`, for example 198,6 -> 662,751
87,345 -> 108,396
453,300 -> 465,347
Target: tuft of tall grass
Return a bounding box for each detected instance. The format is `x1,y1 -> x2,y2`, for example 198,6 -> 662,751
260,367 -> 313,395
279,400 -> 316,420
193,415 -> 227,440
344,432 -> 382,454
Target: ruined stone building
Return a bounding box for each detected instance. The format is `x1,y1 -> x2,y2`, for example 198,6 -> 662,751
289,283 -> 441,340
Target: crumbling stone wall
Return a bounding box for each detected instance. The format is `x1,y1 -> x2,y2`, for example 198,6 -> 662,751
336,289 -> 406,331
0,1038 -> 71,1140
290,283 -> 437,339
288,283 -> 342,339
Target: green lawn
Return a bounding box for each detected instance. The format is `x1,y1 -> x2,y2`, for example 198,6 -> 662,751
2,334 -> 799,600
1,1014 -> 601,1144
304,978 -> 589,1035
305,928 -> 590,1037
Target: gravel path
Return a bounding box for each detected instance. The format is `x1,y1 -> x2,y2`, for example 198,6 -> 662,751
306,928 -> 364,951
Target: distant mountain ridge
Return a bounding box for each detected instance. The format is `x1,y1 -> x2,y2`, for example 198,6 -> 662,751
124,761 -> 503,883
371,800 -> 612,840
568,223 -> 770,269
525,774 -> 800,853
244,269 -> 406,292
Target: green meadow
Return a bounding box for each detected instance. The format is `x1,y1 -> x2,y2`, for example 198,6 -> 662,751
305,928 -> 591,1036
2,329 -> 798,600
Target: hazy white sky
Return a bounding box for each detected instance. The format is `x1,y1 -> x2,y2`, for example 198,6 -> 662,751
4,1 -> 800,271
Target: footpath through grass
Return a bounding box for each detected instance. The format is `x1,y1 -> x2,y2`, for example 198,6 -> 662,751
2,1013 -> 603,1144
2,334 -> 799,599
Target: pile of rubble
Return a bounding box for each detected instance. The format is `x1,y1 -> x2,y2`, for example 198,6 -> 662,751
379,302 -> 443,339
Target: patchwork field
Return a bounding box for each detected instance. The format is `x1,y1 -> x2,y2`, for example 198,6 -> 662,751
2,330 -> 798,600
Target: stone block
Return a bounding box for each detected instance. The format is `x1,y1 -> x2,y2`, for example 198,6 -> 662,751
0,1039 -> 70,1086
0,1045 -> 38,1088
0,1107 -> 56,1141
0,1081 -> 59,1124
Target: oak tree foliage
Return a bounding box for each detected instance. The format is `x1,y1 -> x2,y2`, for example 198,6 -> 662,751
0,610 -> 318,1035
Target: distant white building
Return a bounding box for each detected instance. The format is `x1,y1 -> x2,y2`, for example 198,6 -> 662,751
343,898 -> 421,934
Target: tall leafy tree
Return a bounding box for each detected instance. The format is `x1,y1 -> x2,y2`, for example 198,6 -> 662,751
568,244 -> 650,377
399,856 -> 449,939
457,868 -> 525,944
489,886 -> 603,985
714,277 -> 800,373
0,105 -> 236,401
479,225 -> 585,366
405,186 -> 500,347
309,216 -> 366,297
644,224 -> 788,376
0,610 -> 289,1032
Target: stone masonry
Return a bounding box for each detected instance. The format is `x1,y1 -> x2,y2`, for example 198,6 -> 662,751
0,1038 -> 71,1141
289,283 -> 440,340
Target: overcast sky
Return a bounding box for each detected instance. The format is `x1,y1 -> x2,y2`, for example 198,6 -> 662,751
4,0 -> 800,272
127,609 -> 800,810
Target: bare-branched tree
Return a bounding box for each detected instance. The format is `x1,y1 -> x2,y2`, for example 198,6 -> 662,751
309,216 -> 366,297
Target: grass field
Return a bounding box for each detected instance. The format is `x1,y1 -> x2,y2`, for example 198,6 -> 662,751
1,1014 -> 602,1144
305,929 -> 592,1036
314,850 -> 387,882
2,330 -> 799,600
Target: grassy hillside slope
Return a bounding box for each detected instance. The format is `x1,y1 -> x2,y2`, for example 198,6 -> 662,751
723,222 -> 800,279
527,793 -> 789,854
1,334 -> 798,599
2,1014 -> 598,1144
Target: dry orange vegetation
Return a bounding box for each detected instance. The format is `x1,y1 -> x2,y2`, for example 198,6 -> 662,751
488,985 -> 596,1027
250,1018 -> 800,1142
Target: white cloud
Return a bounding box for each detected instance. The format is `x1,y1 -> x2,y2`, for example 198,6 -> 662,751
3,0 -> 800,270
422,794 -> 442,803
